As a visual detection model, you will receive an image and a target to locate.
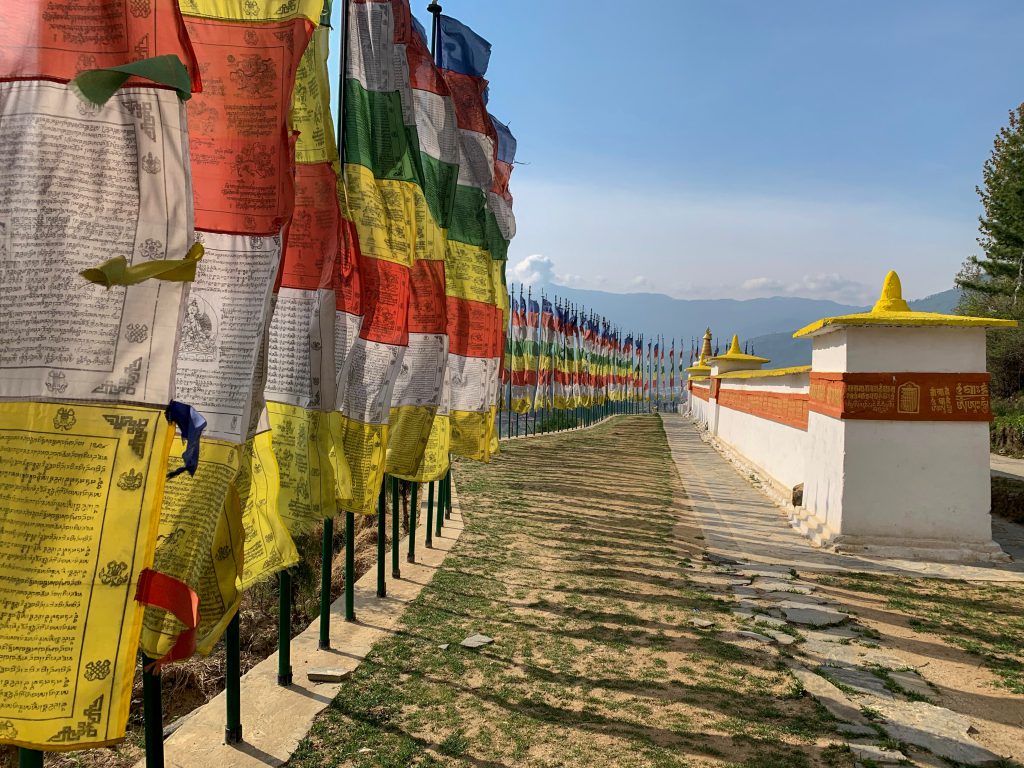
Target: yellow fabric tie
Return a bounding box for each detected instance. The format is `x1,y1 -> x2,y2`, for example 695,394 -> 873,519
81,242 -> 203,288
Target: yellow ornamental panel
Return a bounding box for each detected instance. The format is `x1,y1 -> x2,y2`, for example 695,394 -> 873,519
237,431 -> 300,590
341,164 -> 419,268
178,0 -> 325,23
0,401 -> 172,750
268,403 -> 340,534
140,439 -> 244,659
330,413 -> 387,515
449,409 -> 491,463
385,404 -> 435,478
292,25 -> 338,165
445,240 -> 496,305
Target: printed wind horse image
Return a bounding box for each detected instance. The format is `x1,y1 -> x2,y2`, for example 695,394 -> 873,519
1,1 -> 1024,768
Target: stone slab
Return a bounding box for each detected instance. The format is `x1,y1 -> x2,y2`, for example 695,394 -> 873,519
141,487 -> 467,768
799,639 -> 907,670
785,662 -> 869,725
848,743 -> 907,764
763,630 -> 796,646
873,699 -> 1006,766
736,630 -> 775,644
781,603 -> 849,627
887,669 -> 933,700
818,666 -> 893,699
751,579 -> 814,594
306,669 -> 351,683
460,633 -> 494,649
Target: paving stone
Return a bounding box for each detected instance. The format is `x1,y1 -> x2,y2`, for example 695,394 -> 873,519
785,662 -> 870,725
848,743 -> 907,764
799,639 -> 907,669
781,602 -> 849,626
752,614 -> 789,629
736,630 -> 775,644
438,643 -> 449,650
307,668 -> 352,683
731,609 -> 755,620
460,633 -> 494,649
763,630 -> 796,646
736,599 -> 762,610
818,666 -> 894,699
800,627 -> 862,643
732,586 -> 760,598
762,591 -> 832,606
689,618 -> 715,629
738,567 -> 795,580
888,669 -> 934,699
873,699 -> 1005,765
703,553 -> 740,566
752,579 -> 814,594
837,723 -> 877,737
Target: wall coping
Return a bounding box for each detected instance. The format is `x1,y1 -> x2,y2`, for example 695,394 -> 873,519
716,366 -> 811,380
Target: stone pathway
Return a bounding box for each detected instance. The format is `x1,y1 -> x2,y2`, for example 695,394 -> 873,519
661,414 -> 1024,582
687,554 -> 1009,766
992,452 -> 1024,482
664,414 -> 1024,765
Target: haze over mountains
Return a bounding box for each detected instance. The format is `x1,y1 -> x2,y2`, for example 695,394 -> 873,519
523,282 -> 960,368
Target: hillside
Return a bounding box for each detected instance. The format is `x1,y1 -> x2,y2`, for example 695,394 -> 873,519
745,288 -> 961,368
534,284 -> 960,364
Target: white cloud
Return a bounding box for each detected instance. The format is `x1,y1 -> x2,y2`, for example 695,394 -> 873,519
740,272 -> 872,303
508,253 -> 556,286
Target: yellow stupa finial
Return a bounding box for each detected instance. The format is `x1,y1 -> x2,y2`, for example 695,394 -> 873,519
699,328 -> 713,359
727,335 -> 742,355
872,270 -> 911,314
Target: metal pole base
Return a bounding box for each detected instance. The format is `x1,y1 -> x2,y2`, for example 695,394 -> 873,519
224,725 -> 243,745
19,748 -> 43,768
277,671 -> 293,687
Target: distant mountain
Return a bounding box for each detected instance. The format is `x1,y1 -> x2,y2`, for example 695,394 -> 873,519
534,284 -> 960,365
545,284 -> 864,344
745,288 -> 962,368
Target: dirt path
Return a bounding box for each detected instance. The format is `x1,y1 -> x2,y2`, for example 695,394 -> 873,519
288,416 -> 863,767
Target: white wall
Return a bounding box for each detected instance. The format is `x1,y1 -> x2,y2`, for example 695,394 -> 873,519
802,411 -> 846,535
813,327 -> 988,373
715,401 -> 806,491
841,420 -> 993,543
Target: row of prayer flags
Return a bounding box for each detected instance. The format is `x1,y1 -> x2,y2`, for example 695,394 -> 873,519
505,286 -> 647,413
0,0 -> 519,751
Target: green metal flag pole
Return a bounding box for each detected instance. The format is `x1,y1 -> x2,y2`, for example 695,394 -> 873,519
425,481 -> 435,548
319,517 -> 333,649
407,482 -> 418,562
443,469 -> 451,519
376,482 -> 387,598
344,512 -> 356,621
225,612 -> 242,744
445,466 -> 452,519
141,653 -> 164,767
390,475 -> 401,578
18,750 -> 42,768
435,474 -> 444,537
278,570 -> 293,685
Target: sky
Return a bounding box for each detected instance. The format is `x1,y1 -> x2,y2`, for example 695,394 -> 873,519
329,1 -> 1024,303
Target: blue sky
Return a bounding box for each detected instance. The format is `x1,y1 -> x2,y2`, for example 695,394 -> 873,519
330,1 -> 1024,303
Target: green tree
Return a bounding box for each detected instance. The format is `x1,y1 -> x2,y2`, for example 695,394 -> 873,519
957,105 -> 1024,398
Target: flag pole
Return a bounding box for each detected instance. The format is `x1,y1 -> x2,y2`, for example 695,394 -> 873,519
407,481 -> 418,562
391,475 -> 401,578
376,482 -> 387,597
